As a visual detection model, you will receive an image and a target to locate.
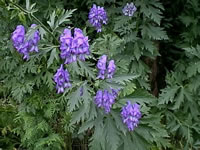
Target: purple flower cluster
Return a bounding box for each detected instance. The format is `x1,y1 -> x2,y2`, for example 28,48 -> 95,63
122,3 -> 137,17
54,64 -> 71,94
89,4 -> 108,32
11,24 -> 40,60
94,89 -> 119,113
97,55 -> 116,79
121,101 -> 141,131
60,28 -> 90,64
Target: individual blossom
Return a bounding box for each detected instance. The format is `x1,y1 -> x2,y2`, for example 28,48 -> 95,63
94,90 -> 103,107
107,60 -> 116,78
97,55 -> 107,79
94,89 -> 119,113
11,24 -> 40,60
88,4 -> 108,32
54,64 -> 71,94
122,2 -> 137,16
102,90 -> 115,113
11,25 -> 29,59
73,28 -> 90,60
59,28 -> 74,64
59,28 -> 90,64
121,101 -> 142,131
28,24 -> 40,53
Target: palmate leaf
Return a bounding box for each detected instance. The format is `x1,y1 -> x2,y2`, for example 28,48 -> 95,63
70,103 -> 90,125
119,89 -> 156,106
93,34 -> 124,56
158,85 -> 180,105
43,71 -> 54,91
68,82 -> 92,112
136,0 -> 164,25
77,60 -> 96,79
104,117 -> 121,150
89,122 -> 105,150
47,48 -> 59,68
110,110 -> 127,135
159,85 -> 192,110
186,61 -> 200,77
78,120 -> 94,134
141,25 -> 168,40
48,9 -> 76,30
106,74 -> 140,85
139,114 -> 170,149
67,86 -> 82,112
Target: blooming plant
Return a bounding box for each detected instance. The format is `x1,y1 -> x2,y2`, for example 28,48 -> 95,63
0,0 -> 200,150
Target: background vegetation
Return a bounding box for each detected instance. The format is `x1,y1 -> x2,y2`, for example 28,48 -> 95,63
0,0 -> 200,149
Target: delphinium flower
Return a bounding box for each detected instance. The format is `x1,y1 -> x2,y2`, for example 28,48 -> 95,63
94,89 -> 119,113
97,55 -> 107,79
54,64 -> 71,94
107,60 -> 116,78
88,4 -> 108,32
11,25 -> 29,59
73,28 -> 90,61
11,24 -> 40,60
122,2 -> 137,16
59,28 -> 90,64
60,28 -> 74,64
28,24 -> 40,53
121,101 -> 142,131
96,55 -> 116,79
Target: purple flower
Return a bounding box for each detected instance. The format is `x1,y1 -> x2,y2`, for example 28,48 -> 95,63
11,24 -> 40,60
59,28 -> 90,64
60,29 -> 74,64
97,55 -> 107,79
96,55 -> 116,79
121,101 -> 141,131
107,60 -> 116,78
94,89 -> 119,113
89,4 -> 108,32
94,90 -> 103,107
28,24 -> 40,53
122,3 -> 137,17
54,64 -> 71,94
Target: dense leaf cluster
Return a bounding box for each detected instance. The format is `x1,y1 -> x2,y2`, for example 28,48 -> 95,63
0,0 -> 199,150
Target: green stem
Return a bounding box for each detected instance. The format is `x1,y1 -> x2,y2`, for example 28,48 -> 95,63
9,1 -> 59,44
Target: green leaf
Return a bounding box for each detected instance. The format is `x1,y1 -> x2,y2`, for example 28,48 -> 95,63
47,48 -> 59,68
106,74 -> 139,85
110,110 -> 127,134
54,9 -> 76,30
141,25 -> 168,40
70,103 -> 90,125
104,117 -> 121,150
78,120 -> 94,134
158,86 -> 180,105
78,60 -> 96,79
68,86 -> 82,112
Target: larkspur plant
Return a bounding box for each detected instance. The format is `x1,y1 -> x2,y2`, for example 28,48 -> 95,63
11,24 -> 40,60
54,64 -> 71,93
1,0 -> 200,150
94,89 -> 119,113
60,28 -> 90,64
88,4 -> 108,32
122,2 -> 137,16
97,55 -> 116,79
121,101 -> 141,131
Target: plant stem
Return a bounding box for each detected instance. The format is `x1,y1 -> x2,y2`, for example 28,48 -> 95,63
8,1 -> 59,44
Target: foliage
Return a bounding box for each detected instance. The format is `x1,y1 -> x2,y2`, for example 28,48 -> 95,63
0,0 -> 199,150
